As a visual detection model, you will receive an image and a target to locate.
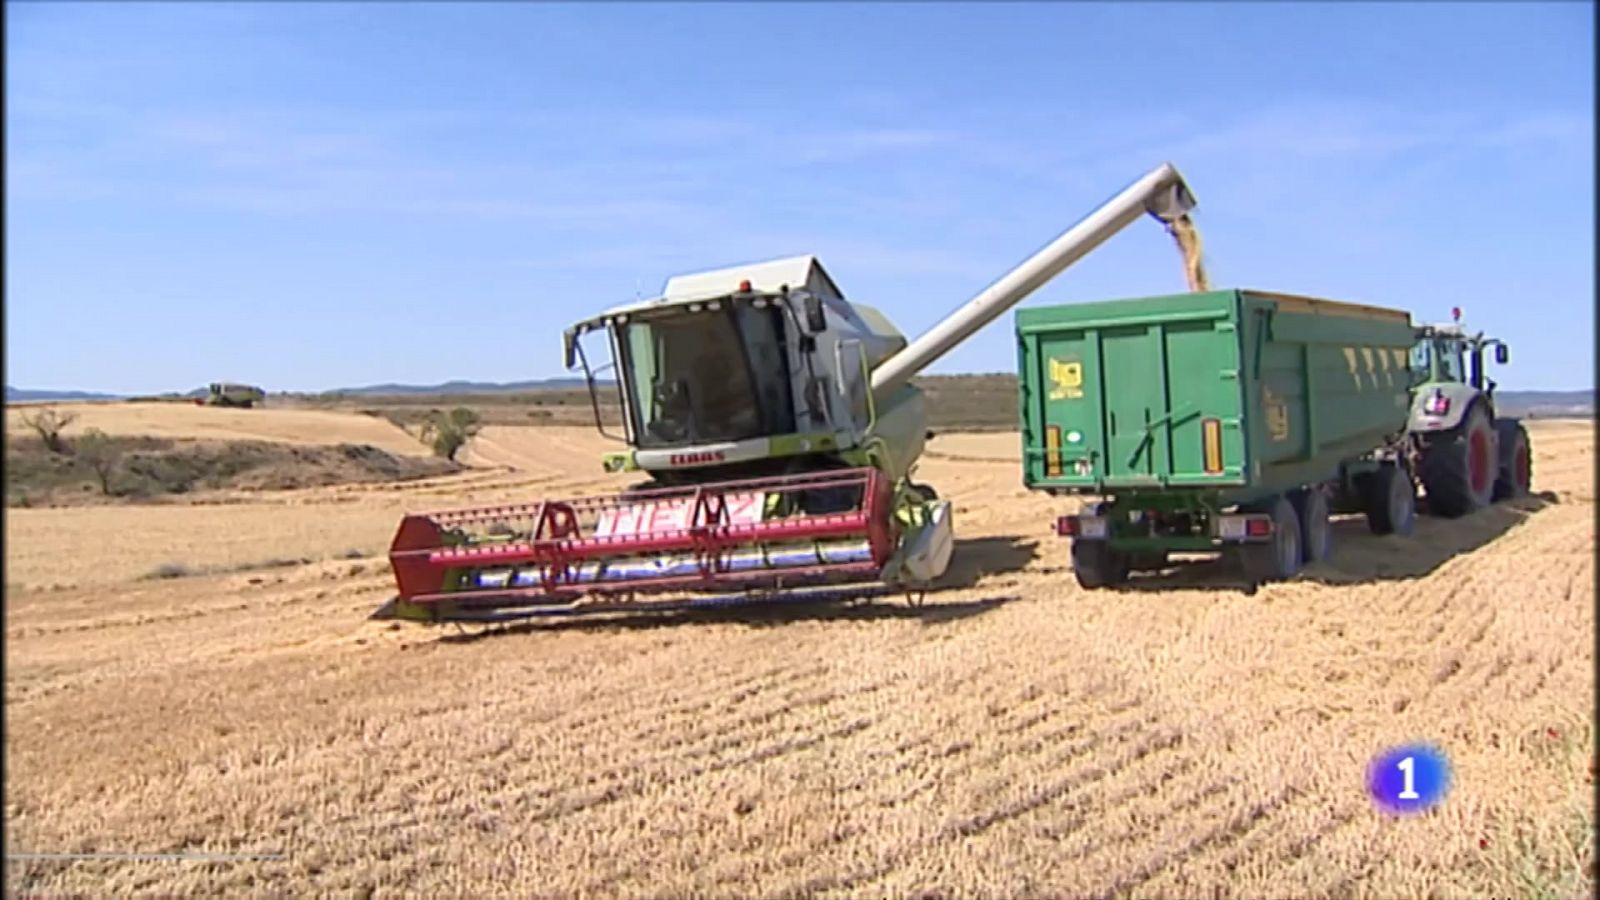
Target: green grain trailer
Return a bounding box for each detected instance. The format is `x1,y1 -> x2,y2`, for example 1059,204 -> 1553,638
1017,289 -> 1420,588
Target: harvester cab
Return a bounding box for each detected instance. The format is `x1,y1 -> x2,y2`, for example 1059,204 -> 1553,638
379,163 -> 1202,624
1408,307 -> 1529,517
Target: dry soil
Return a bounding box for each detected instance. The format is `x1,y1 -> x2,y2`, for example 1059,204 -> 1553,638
4,407 -> 1594,897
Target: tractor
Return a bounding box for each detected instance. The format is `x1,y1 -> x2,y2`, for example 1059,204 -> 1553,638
1407,307 -> 1531,516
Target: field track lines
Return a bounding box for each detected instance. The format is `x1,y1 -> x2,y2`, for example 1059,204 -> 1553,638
513,673 -> 916,824
1093,782 -> 1304,899
783,717 -> 1187,898
761,701 -> 1177,896
1194,802 -> 1367,894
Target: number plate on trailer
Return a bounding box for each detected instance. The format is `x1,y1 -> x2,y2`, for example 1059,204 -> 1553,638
595,492 -> 768,537
1078,516 -> 1109,539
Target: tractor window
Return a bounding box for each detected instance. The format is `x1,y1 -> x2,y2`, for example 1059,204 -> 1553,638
1436,341 -> 1465,382
1410,341 -> 1432,375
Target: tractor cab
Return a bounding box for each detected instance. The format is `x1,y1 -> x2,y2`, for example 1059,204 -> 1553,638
1411,307 -> 1510,394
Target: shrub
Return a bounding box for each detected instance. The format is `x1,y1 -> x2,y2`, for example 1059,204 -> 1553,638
419,407 -> 481,461
75,428 -> 122,495
20,408 -> 77,454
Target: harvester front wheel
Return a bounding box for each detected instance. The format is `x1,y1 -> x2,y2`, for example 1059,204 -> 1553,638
1071,539 -> 1130,589
1238,495 -> 1302,585
1363,465 -> 1417,536
1290,487 -> 1332,563
1420,404 -> 1496,517
1492,420 -> 1532,501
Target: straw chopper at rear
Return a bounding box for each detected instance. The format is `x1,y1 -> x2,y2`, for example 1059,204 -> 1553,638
377,163 -> 1201,623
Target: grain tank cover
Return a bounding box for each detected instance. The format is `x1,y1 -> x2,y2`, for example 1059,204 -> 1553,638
662,255 -> 846,303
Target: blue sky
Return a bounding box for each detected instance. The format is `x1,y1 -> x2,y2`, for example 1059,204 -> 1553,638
7,1 -> 1594,393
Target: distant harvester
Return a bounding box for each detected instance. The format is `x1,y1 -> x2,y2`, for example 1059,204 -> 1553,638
197,382 -> 265,409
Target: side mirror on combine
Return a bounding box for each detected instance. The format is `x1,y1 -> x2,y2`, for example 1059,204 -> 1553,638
1495,343 -> 1509,365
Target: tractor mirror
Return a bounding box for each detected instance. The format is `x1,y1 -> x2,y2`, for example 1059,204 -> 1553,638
1494,344 -> 1509,365
803,295 -> 827,333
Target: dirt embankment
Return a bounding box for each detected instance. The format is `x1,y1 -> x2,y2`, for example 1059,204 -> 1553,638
6,436 -> 460,508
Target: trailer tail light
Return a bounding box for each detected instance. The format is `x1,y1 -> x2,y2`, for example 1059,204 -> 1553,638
1216,514 -> 1273,541
1055,514 -> 1108,540
1201,417 -> 1223,474
1045,426 -> 1063,477
1423,391 -> 1450,416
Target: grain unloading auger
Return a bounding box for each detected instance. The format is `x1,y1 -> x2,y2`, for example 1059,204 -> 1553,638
375,163 -> 1199,623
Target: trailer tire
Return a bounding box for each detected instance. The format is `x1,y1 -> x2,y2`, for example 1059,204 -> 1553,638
1238,496 -> 1302,584
1492,420 -> 1531,501
1290,488 -> 1332,563
1071,539 -> 1130,589
1363,465 -> 1417,536
1420,404 -> 1496,517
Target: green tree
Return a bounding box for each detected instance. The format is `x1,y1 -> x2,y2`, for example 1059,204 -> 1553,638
419,407 -> 481,461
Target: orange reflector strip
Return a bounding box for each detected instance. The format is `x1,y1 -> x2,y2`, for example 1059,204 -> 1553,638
1202,418 -> 1223,474
1045,425 -> 1063,477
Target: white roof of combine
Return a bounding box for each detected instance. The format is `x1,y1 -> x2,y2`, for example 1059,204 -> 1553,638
662,255 -> 846,302
591,255 -> 849,320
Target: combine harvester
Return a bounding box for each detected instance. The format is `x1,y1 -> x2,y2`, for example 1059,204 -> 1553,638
376,163 -> 1201,623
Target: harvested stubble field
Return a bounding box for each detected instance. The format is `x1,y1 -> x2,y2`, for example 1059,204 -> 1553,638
3,403 -> 1594,898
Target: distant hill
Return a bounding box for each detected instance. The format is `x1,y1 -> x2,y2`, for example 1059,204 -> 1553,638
6,386 -> 124,402
1496,390 -> 1594,418
319,378 -> 601,396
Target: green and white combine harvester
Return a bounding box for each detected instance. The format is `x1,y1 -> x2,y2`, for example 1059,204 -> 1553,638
378,163 -> 1202,623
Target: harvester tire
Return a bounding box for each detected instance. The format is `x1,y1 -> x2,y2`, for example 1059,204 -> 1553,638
1420,404 -> 1496,517
1071,539 -> 1130,589
1290,487 -> 1332,563
1363,465 -> 1417,536
1238,495 -> 1302,584
1492,420 -> 1532,501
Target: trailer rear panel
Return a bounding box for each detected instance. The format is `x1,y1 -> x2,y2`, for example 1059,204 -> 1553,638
1016,289 -> 1417,500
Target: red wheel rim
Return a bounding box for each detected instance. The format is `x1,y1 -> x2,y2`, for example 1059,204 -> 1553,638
1469,428 -> 1491,495
1515,443 -> 1530,491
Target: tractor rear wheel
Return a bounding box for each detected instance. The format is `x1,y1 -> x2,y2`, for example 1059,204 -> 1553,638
1071,539 -> 1130,589
1363,464 -> 1417,536
1290,487 -> 1332,563
1420,404 -> 1496,517
1492,421 -> 1532,501
1238,495 -> 1302,584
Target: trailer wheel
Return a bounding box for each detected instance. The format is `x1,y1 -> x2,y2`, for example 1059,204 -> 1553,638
1238,496 -> 1302,584
1071,539 -> 1130,589
1420,404 -> 1496,517
1492,421 -> 1532,500
1363,465 -> 1417,536
1290,488 -> 1332,563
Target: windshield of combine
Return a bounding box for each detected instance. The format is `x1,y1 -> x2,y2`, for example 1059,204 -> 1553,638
621,305 -> 794,447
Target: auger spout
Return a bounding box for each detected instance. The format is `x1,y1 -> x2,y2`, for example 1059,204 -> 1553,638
869,162 -> 1198,403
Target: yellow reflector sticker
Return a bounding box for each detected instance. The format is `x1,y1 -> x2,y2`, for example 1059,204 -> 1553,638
1046,425 -> 1063,477
1202,418 -> 1223,474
